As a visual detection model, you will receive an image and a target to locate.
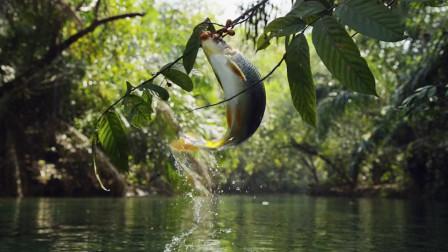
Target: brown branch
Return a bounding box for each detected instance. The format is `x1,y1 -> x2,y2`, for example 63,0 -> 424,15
97,0 -> 274,117
290,138 -> 351,183
0,11 -> 145,99
231,0 -> 269,26
42,12 -> 145,64
96,0 -> 271,119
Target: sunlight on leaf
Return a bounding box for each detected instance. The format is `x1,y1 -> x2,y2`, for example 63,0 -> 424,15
123,94 -> 152,128
98,111 -> 129,172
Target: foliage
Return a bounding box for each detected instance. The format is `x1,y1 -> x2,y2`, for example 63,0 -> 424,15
97,111 -> 129,172
285,34 -> 316,126
1,0 -> 447,198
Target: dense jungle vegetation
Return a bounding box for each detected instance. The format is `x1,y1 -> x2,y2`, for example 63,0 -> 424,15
0,0 -> 447,199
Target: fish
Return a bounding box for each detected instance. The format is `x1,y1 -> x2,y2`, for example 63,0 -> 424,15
171,31 -> 266,151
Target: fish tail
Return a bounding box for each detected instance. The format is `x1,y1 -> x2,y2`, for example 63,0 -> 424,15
170,138 -> 200,152
170,132 -> 232,152
203,138 -> 227,150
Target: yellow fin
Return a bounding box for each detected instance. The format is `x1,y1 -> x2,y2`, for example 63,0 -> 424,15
170,139 -> 199,152
204,139 -> 225,149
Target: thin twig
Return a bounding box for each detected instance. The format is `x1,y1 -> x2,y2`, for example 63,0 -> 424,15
0,11 -> 145,98
98,54 -> 185,119
98,0 -> 271,118
231,0 -> 269,27
193,0 -> 400,110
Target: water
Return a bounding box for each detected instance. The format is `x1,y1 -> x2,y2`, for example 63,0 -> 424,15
0,195 -> 447,251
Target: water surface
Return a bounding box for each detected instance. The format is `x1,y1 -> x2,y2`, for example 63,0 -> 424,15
0,195 -> 447,251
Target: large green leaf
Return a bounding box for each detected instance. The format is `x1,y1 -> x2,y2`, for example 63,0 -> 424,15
98,111 -> 129,172
265,16 -> 305,37
312,16 -> 376,95
257,16 -> 305,51
161,68 -> 193,91
335,0 -> 404,42
285,34 -> 317,126
288,0 -> 326,18
123,94 -> 152,128
183,20 -> 210,74
140,82 -> 169,100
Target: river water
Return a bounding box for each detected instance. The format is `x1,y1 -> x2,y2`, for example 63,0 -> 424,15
0,195 -> 447,251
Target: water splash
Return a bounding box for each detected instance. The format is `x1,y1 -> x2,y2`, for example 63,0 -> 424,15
170,150 -> 221,195
163,149 -> 222,251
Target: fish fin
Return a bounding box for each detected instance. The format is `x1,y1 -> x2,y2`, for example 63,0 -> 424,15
170,139 -> 199,152
204,138 -> 228,150
227,60 -> 246,81
204,129 -> 234,150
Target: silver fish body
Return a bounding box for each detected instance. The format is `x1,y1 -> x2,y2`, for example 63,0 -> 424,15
170,32 -> 265,151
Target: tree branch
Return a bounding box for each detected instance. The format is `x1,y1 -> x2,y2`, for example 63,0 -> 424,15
42,12 -> 145,64
97,0 -> 273,117
290,138 -> 350,183
231,0 -> 269,26
0,11 -> 145,99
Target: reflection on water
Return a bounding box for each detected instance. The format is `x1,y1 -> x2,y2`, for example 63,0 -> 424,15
0,196 -> 447,251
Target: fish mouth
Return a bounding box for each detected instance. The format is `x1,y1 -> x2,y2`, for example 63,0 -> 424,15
200,31 -> 234,57
200,31 -> 227,44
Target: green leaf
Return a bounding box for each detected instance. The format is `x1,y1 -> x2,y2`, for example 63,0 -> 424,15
183,20 -> 209,74
140,82 -> 169,100
142,90 -> 153,103
98,111 -> 129,172
335,0 -> 405,42
123,94 -> 152,128
125,81 -> 133,95
265,16 -> 305,37
285,34 -> 317,126
312,16 -> 376,95
162,68 -> 193,91
256,33 -> 271,51
288,0 -> 326,18
257,16 -> 305,51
